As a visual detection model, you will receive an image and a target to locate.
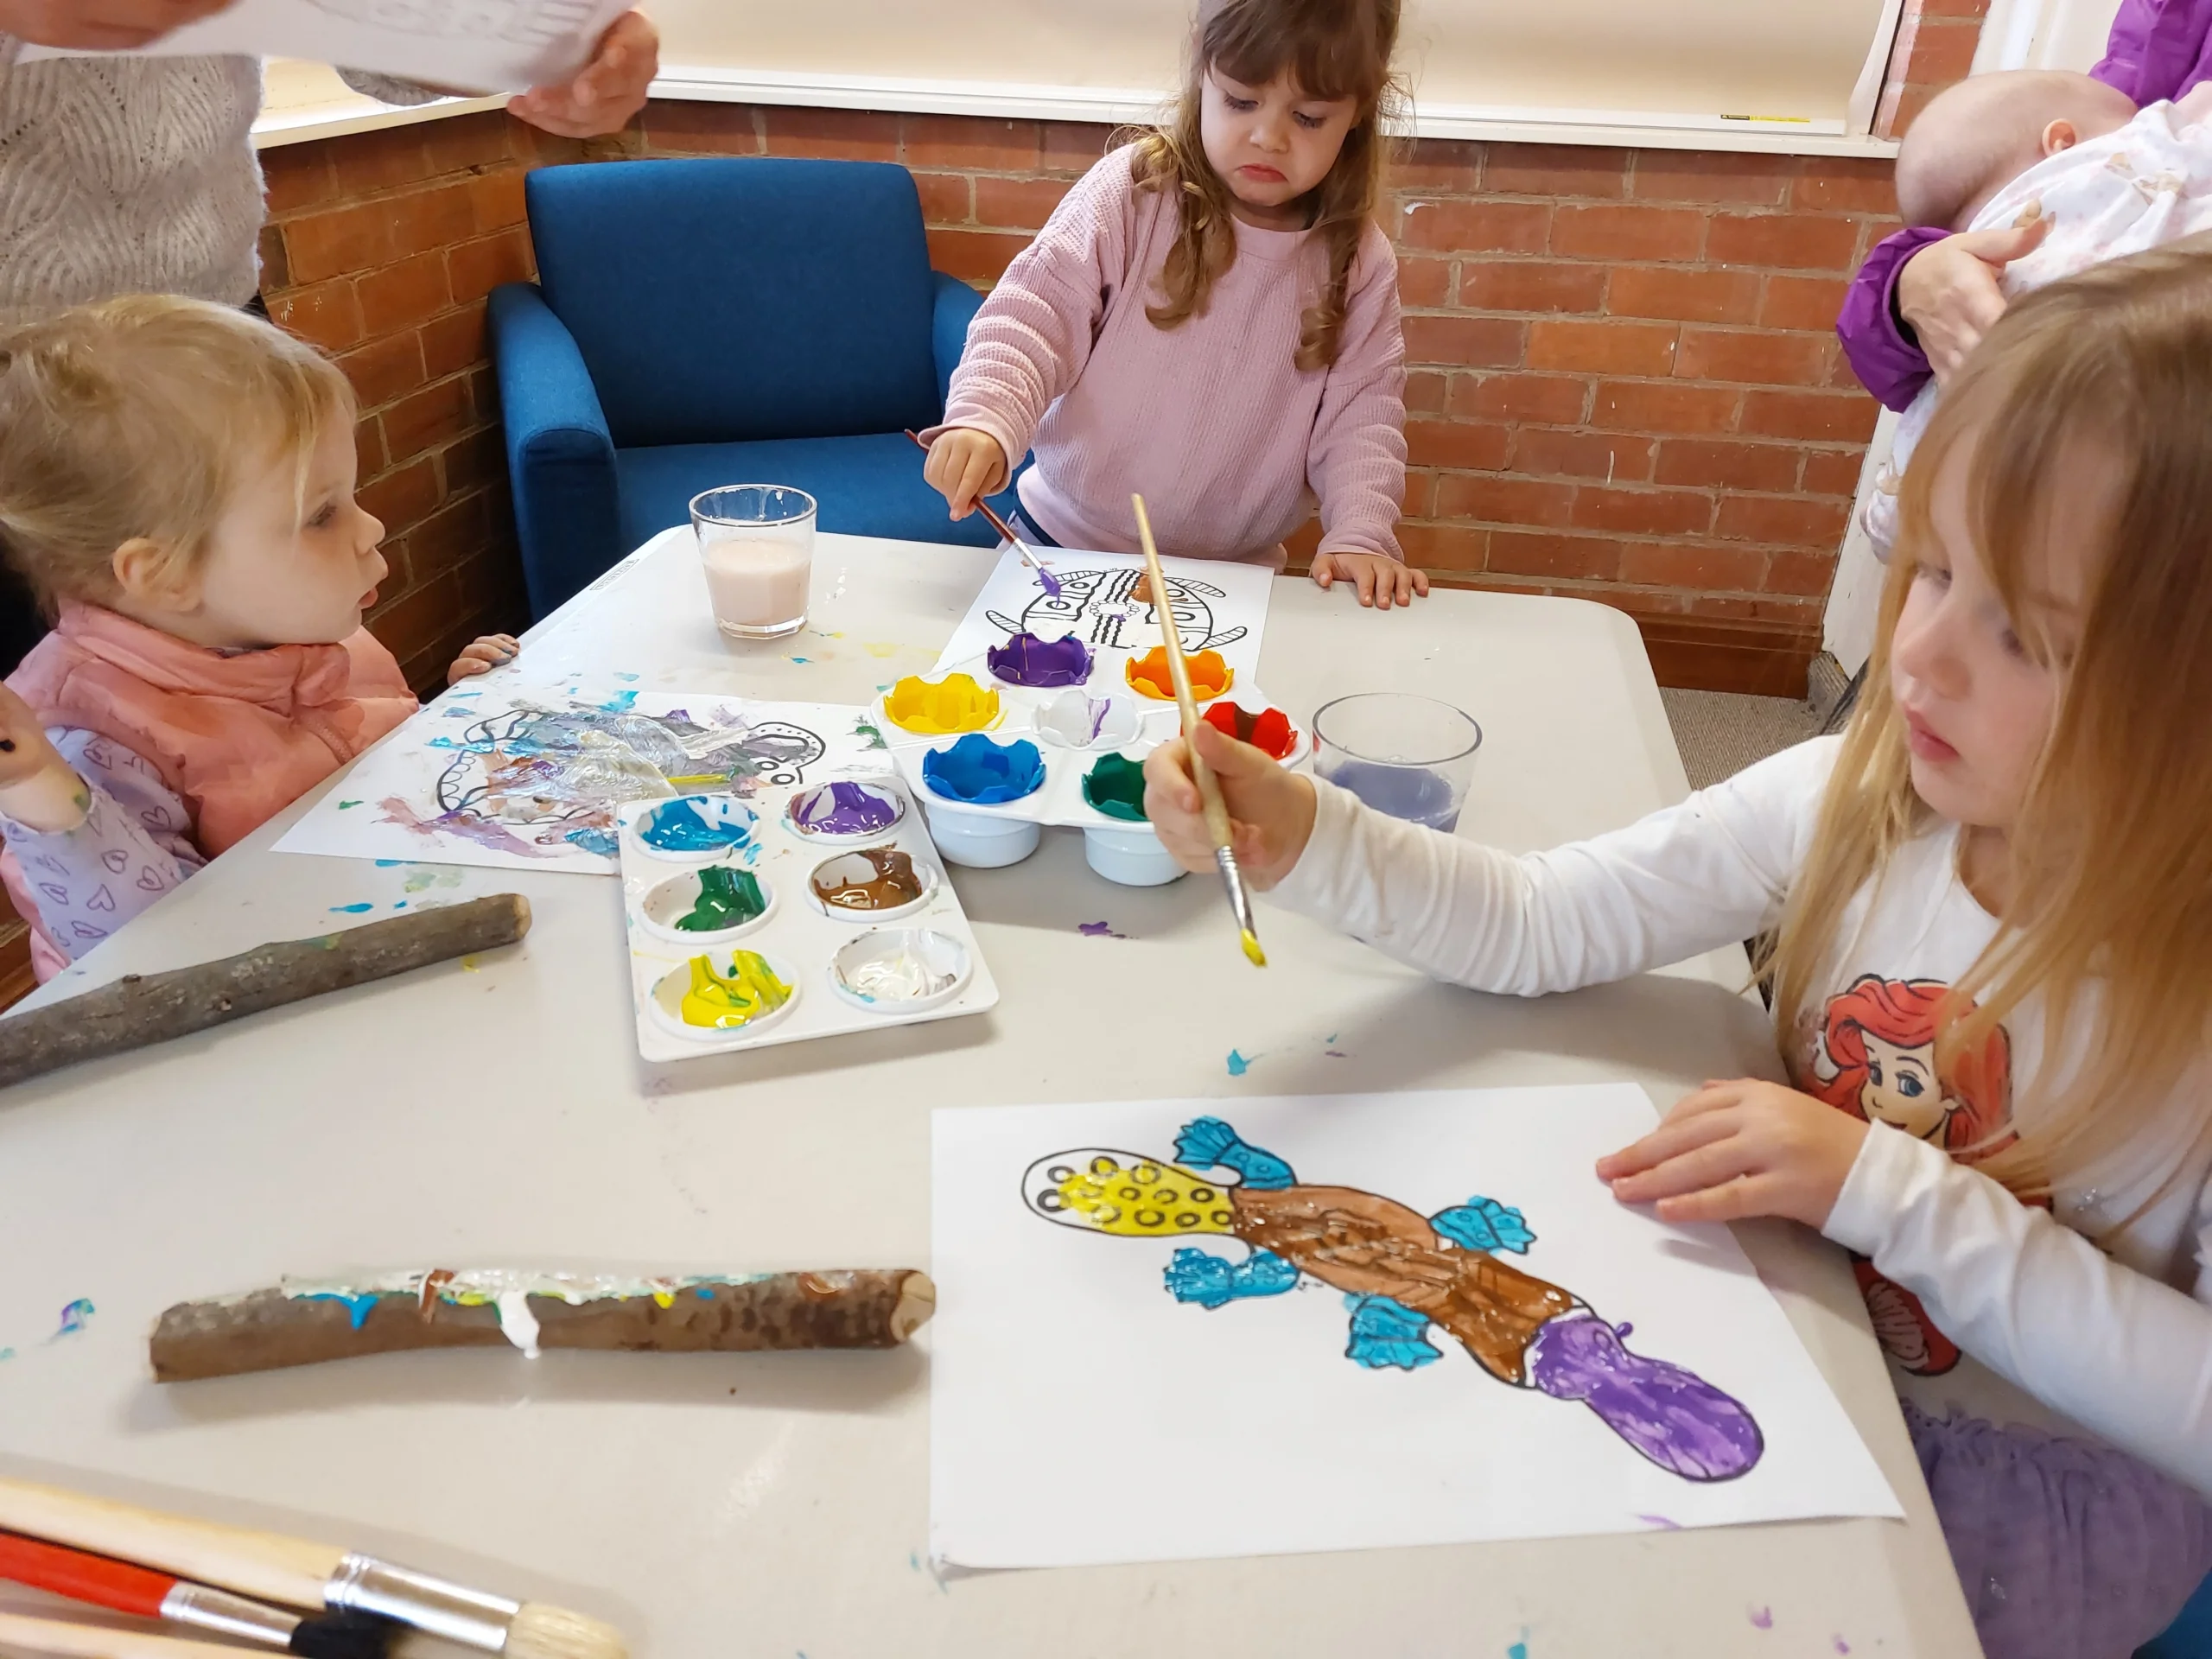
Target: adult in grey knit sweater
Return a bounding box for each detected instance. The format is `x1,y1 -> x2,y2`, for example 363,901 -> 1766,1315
0,0 -> 659,328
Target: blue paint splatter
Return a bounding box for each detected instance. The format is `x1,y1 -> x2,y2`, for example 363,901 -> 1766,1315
1507,1635 -> 1529,1659
596,690 -> 639,714
329,902 -> 374,914
615,671 -> 640,682
1226,1049 -> 1255,1077
53,1299 -> 94,1337
302,1291 -> 379,1329
787,656 -> 812,665
376,859 -> 408,867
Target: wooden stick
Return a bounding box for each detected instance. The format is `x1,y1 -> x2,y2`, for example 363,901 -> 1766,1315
149,1270 -> 938,1382
0,1611 -> 275,1659
0,895 -> 531,1090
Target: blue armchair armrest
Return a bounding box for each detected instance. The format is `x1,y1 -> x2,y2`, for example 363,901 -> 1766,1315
931,271 -> 982,412
486,282 -> 621,620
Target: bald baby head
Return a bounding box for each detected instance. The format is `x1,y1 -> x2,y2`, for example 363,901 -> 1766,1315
1897,70 -> 2137,231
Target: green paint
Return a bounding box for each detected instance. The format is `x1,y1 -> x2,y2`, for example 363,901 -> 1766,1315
1081,753 -> 1148,822
678,866 -> 766,932
339,799 -> 363,809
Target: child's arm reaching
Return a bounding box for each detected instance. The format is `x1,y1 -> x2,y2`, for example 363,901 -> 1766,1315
1142,721 -> 1825,993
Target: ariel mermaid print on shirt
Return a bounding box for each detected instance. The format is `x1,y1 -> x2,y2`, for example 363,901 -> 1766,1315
1802,974 -> 2016,1376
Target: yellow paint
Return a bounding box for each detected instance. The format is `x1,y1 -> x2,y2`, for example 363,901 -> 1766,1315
1126,647 -> 1232,702
864,641 -> 903,658
1054,1153 -> 1236,1237
680,950 -> 792,1029
884,671 -> 1001,734
652,1290 -> 676,1307
461,956 -> 480,973
1240,930 -> 1268,969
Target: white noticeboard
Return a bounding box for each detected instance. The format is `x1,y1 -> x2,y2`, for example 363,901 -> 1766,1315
931,1085 -> 1901,1571
17,0 -> 628,92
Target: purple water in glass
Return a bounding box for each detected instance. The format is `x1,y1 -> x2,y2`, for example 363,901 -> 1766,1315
1528,1313 -> 1764,1482
1324,759 -> 1462,832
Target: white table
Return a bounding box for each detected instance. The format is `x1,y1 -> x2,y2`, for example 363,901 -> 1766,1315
0,531 -> 1979,1658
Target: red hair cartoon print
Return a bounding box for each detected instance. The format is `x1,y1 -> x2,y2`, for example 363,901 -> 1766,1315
1804,975 -> 2015,1376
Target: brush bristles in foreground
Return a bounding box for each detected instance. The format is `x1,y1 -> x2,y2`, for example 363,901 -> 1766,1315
503,1604 -> 627,1659
1240,931 -> 1267,969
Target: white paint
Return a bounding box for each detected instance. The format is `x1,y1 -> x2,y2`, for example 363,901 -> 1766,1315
493,1290 -> 543,1358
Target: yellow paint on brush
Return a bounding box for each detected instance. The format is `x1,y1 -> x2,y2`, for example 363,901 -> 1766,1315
1241,930 -> 1268,969
680,950 -> 792,1029
885,672 -> 1001,734
1055,1154 -> 1237,1237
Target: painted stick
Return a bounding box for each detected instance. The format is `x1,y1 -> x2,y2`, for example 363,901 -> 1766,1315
0,895 -> 531,1091
149,1269 -> 938,1382
0,1611 -> 280,1659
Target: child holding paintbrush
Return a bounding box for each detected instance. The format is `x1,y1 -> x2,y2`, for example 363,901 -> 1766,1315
921,0 -> 1427,611
0,296 -> 520,981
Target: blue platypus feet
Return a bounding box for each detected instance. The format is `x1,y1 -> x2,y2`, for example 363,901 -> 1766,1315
1528,1313 -> 1764,1482
1430,1196 -> 1535,1255
1344,1294 -> 1441,1370
1173,1118 -> 1295,1191
1164,1246 -> 1300,1308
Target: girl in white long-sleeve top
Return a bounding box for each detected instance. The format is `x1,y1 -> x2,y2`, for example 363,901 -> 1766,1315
1143,243 -> 2212,1659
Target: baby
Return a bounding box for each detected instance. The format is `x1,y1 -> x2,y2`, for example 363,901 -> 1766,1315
1864,69 -> 2212,556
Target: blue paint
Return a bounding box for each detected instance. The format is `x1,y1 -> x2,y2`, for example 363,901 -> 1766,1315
697,1287 -> 715,1298
615,671 -> 640,681
375,859 -> 409,868
302,1290 -> 380,1330
596,690 -> 640,714
52,1299 -> 93,1337
637,796 -> 755,854
1508,1641 -> 1529,1659
920,734 -> 1046,804
1433,1198 -> 1535,1255
1345,1294 -> 1440,1370
787,656 -> 813,665
1175,1117 -> 1294,1189
0,1348 -> 14,1361
329,902 -> 374,914
563,824 -> 620,857
1225,1049 -> 1254,1077
1164,1248 -> 1298,1308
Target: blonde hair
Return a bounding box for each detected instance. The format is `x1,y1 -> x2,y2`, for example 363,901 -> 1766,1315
1765,241 -> 2212,1215
1128,0 -> 1405,372
0,295 -> 354,613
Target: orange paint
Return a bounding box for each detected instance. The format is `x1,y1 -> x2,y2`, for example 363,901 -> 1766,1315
1126,647 -> 1231,702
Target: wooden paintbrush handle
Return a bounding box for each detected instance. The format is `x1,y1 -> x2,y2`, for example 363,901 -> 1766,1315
0,1612 -> 276,1659
0,894 -> 531,1091
0,1481 -> 340,1613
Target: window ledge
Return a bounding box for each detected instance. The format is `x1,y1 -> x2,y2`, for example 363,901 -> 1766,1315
253,59 -> 505,149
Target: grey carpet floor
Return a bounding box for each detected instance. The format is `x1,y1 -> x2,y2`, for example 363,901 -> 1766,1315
1661,688 -> 1826,791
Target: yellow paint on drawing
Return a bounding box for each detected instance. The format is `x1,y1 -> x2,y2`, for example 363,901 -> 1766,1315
1055,1154 -> 1236,1237
884,672 -> 1001,735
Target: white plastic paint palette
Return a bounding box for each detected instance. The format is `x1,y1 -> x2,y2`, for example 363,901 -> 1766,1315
617,778 -> 998,1062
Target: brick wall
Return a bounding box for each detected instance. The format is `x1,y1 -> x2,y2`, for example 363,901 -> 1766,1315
1878,0 -> 1992,138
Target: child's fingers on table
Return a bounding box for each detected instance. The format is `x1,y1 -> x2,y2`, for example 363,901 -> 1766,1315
1605,1127 -> 1758,1205
1654,1174 -> 1788,1226
1594,1102 -> 1741,1180
1310,556 -> 1336,589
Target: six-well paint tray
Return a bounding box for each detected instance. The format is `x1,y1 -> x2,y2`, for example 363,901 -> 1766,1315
616,777 -> 998,1062
868,634 -> 1309,885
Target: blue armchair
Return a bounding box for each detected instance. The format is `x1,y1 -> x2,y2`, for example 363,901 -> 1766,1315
488,156 -> 1021,619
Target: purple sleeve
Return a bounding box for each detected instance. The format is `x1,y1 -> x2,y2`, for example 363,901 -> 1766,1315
0,728 -> 202,963
1835,225 -> 1951,412
2092,0 -> 2212,104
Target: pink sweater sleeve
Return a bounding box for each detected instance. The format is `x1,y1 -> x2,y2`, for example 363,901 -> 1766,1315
932,157 -> 1135,468
1309,228 -> 1409,563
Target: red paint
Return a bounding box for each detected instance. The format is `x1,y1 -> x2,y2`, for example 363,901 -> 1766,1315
1204,700 -> 1298,760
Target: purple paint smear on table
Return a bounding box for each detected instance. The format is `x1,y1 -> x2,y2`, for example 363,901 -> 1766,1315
987,631 -> 1092,688
921,734 -> 1046,804
1636,1514 -> 1683,1529
1748,1608 -> 1774,1630
791,780 -> 900,836
1527,1313 -> 1764,1481
1325,758 -> 1462,832
1077,920 -> 1126,938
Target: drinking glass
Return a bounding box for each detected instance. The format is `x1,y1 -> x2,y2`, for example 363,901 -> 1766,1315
690,486 -> 816,640
1311,693 -> 1483,833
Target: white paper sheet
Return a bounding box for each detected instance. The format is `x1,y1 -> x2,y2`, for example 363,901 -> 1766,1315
932,545 -> 1274,690
276,673 -> 890,876
931,1085 -> 1901,1570
18,0 -> 627,92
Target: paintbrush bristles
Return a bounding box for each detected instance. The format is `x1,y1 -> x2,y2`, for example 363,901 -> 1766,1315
501,1603 -> 626,1659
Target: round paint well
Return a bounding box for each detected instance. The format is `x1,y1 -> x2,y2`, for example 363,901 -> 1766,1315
784,779 -> 907,842
1084,824 -> 1184,887
986,631 -> 1093,689
920,733 -> 1046,805
1202,698 -> 1303,762
806,846 -> 938,923
648,948 -> 801,1042
830,927 -> 973,1013
1126,646 -> 1232,702
925,805 -> 1041,868
630,795 -> 760,864
1033,690 -> 1144,752
639,865 -> 778,945
1080,752 -> 1149,823
883,672 -> 1001,736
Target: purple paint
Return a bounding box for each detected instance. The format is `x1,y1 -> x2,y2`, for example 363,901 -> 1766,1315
988,631 -> 1092,688
921,734 -> 1046,804
1325,759 -> 1462,832
1749,1608 -> 1773,1630
1077,920 -> 1126,938
788,780 -> 902,836
1833,1638 -> 1851,1654
1527,1313 -> 1764,1482
1636,1514 -> 1684,1530
378,796 -> 558,859
1035,566 -> 1065,601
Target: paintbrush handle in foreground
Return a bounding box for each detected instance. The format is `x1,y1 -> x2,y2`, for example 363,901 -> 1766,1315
0,1611 -> 279,1659
1129,495 -> 1235,850
0,894 -> 531,1091
0,1482 -> 340,1613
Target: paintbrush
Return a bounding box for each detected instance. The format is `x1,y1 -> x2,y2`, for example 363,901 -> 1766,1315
0,1611 -> 295,1659
0,1478 -> 625,1659
1129,493 -> 1266,969
901,429 -> 1063,597
0,1533 -> 392,1659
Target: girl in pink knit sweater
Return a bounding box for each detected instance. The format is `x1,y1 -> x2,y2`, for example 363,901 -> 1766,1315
922,0 -> 1427,610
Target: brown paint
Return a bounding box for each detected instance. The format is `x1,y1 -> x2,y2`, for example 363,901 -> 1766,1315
810,847 -> 925,912
1230,1184 -> 1576,1385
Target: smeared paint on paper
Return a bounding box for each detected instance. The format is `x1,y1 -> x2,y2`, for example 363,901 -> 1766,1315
53,1299 -> 94,1338
1226,1048 -> 1255,1076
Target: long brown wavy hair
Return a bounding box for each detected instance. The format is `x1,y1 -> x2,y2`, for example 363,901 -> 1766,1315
1128,0 -> 1405,372
1764,240 -> 2212,1218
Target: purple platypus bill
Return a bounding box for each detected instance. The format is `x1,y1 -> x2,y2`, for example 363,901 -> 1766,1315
1022,1116 -> 1764,1483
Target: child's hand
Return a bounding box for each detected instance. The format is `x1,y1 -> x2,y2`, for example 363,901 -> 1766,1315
1141,719 -> 1317,889
0,683 -> 87,831
448,634 -> 518,685
925,428 -> 1009,519
0,684 -> 67,790
1595,1079 -> 1870,1229
1311,551 -> 1429,609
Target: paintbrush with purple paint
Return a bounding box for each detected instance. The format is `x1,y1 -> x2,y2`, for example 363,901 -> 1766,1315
903,429 -> 1063,599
